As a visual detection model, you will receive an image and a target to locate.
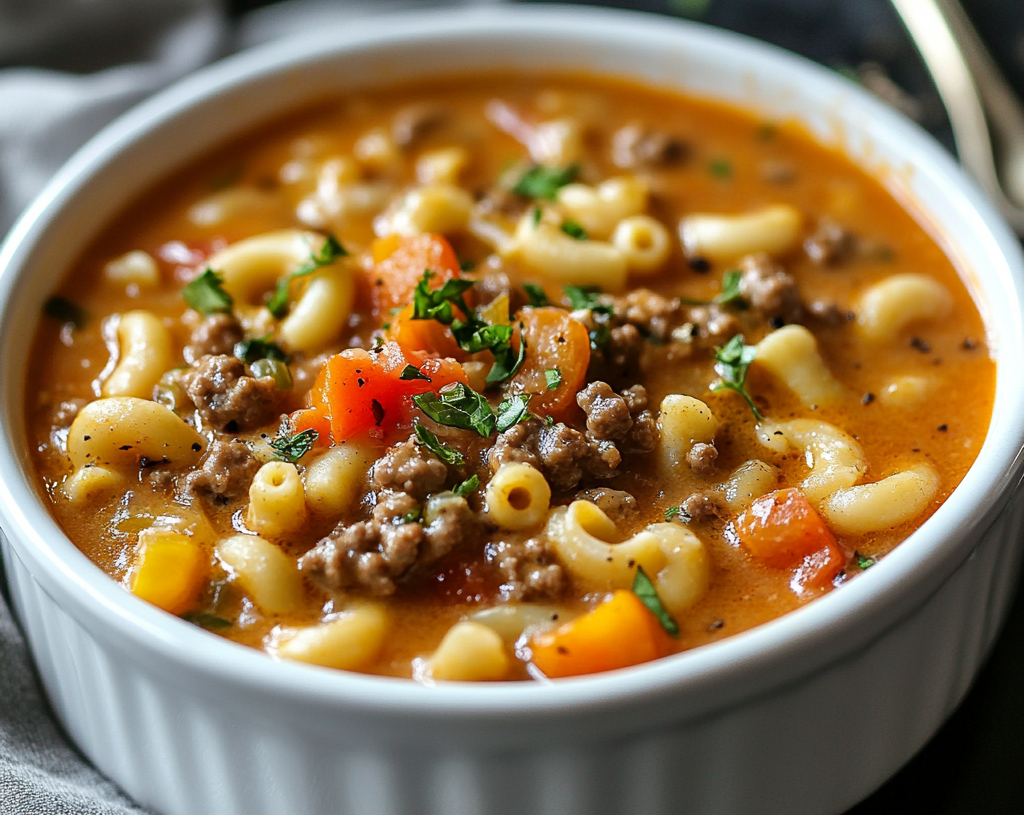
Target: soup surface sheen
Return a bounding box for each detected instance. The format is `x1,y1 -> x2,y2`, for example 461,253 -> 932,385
27,74 -> 994,682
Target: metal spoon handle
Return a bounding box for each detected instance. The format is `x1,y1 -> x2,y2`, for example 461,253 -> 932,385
891,0 -> 1024,232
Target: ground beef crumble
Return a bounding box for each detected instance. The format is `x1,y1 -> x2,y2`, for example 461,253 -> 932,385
183,313 -> 244,365
485,535 -> 565,601
185,439 -> 259,501
181,354 -> 279,431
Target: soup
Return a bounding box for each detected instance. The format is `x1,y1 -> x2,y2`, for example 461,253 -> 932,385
26,74 -> 993,681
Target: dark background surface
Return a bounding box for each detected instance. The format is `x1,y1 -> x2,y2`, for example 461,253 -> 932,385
182,1 -> 1024,812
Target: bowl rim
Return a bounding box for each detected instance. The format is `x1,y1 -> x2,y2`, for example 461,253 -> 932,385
2,2 -> 1023,723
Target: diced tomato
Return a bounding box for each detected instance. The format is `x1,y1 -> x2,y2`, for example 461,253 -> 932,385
292,341 -> 467,443
367,234 -> 463,322
733,488 -> 847,595
507,307 -> 590,421
529,590 -> 669,679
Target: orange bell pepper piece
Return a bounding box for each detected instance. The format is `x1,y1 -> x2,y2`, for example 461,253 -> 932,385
529,590 -> 669,679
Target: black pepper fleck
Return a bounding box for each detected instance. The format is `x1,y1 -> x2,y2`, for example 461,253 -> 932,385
910,337 -> 930,353
688,256 -> 711,273
962,337 -> 977,350
938,424 -> 948,432
769,316 -> 785,329
861,392 -> 875,405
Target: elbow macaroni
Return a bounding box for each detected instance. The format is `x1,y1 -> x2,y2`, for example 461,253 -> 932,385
273,605 -> 388,670
485,462 -> 551,529
658,394 -> 719,472
546,501 -> 710,615
101,311 -> 173,399
821,463 -> 939,535
556,176 -> 648,238
857,273 -> 953,342
66,397 -> 205,471
425,621 -> 510,682
756,419 -> 867,504
719,459 -> 778,512
303,443 -> 374,518
512,215 -> 628,291
380,183 -> 474,237
679,204 -> 803,262
612,215 -> 671,275
216,533 -> 304,615
755,325 -> 844,407
246,461 -> 308,539
206,230 -> 354,352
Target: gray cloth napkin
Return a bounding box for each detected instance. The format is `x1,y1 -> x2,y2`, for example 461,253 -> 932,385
0,2 -> 495,812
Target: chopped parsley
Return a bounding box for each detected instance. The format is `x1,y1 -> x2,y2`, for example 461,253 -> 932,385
495,394 -> 533,433
413,384 -> 496,437
452,474 -> 480,497
181,611 -> 233,630
708,158 -> 733,179
410,271 -> 526,387
399,364 -> 431,382
458,258 -> 476,273
632,565 -> 680,638
544,368 -> 563,391
678,269 -> 745,307
709,334 -> 762,420
268,428 -> 318,462
182,268 -> 233,315
43,296 -> 88,329
856,552 -> 877,570
399,507 -> 423,525
716,269 -> 744,305
523,282 -> 549,307
511,163 -> 580,200
413,383 -> 534,438
664,505 -> 692,523
266,234 -> 347,318
234,335 -> 289,364
531,206 -> 543,226
413,423 -> 465,466
412,271 -> 475,324
563,285 -> 613,316
560,220 -> 588,240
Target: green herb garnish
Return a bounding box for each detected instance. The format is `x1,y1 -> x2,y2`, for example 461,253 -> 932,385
495,394 -> 533,433
708,158 -> 733,179
399,507 -> 423,525
183,269 -> 233,315
560,220 -> 588,240
266,234 -> 347,318
453,474 -> 480,497
181,611 -> 233,630
709,334 -> 762,420
523,282 -> 549,307
856,552 -> 877,570
43,296 -> 88,329
412,271 -> 475,325
268,428 -> 319,462
413,384 -> 497,437
632,565 -> 680,638
234,335 -> 289,364
544,368 -> 562,391
664,505 -> 692,523
399,364 -> 431,382
531,206 -> 543,226
484,326 -> 526,387
511,163 -> 580,200
413,423 -> 465,466
678,269 -> 745,307
563,285 -> 613,316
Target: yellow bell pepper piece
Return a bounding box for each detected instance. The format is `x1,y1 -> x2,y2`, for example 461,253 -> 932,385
130,529 -> 208,615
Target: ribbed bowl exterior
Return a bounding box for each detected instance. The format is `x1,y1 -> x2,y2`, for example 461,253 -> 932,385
5,492 -> 1022,815
3,8 -> 1024,815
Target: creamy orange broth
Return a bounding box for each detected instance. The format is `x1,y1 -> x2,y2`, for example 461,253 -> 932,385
27,74 -> 993,680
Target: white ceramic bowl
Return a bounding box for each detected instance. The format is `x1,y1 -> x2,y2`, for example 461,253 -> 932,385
2,6 -> 1023,815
